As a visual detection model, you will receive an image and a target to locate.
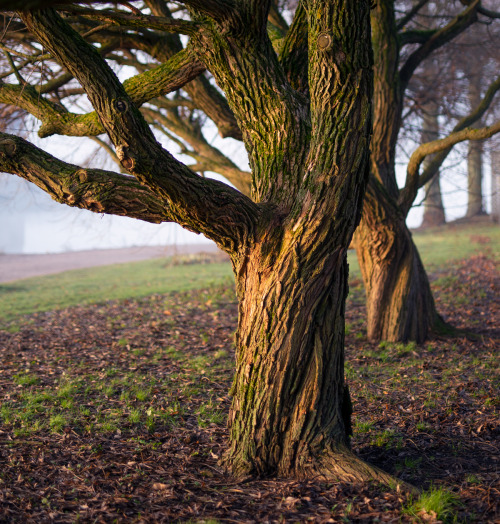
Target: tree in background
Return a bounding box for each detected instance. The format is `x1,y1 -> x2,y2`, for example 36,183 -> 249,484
0,1 -> 403,484
420,103 -> 446,228
491,139 -> 500,222
353,0 -> 500,343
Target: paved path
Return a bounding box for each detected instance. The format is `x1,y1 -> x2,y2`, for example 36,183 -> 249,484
0,243 -> 219,284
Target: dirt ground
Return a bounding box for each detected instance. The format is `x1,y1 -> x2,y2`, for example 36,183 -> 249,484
0,253 -> 498,522
0,243 -> 219,283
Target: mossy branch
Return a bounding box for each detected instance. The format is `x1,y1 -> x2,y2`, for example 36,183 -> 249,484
0,46 -> 206,138
0,132 -> 169,223
20,9 -> 265,253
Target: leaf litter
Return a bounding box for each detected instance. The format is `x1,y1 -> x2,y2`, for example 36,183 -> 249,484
0,253 -> 498,522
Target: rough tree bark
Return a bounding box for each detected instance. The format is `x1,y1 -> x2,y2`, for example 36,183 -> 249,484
0,1 -> 404,485
353,0 -> 442,343
354,181 -> 441,343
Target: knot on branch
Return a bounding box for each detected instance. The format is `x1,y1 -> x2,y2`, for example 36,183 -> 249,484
75,169 -> 89,183
316,34 -> 345,63
116,144 -> 135,171
0,138 -> 17,158
113,98 -> 129,114
317,33 -> 333,52
38,122 -> 58,138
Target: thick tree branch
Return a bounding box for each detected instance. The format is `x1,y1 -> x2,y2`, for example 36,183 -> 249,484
20,9 -> 263,252
399,0 -> 479,91
0,46 -> 205,138
399,28 -> 436,45
279,3 -> 308,96
300,0 -> 372,245
1,0 -> 106,8
176,0 -> 237,23
0,132 -> 169,223
189,2 -> 308,203
269,1 -> 289,34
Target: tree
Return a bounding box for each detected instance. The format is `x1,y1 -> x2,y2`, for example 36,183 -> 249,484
420,105 -> 446,228
352,0 -> 500,343
0,2 -> 396,483
491,144 -> 500,223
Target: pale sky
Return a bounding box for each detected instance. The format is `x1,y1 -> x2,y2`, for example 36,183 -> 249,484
0,127 -> 492,255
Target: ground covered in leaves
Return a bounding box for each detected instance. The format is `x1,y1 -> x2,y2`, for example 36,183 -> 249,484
0,253 -> 498,523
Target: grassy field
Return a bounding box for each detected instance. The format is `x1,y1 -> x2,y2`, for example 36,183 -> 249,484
0,256 -> 233,327
1,222 -> 498,327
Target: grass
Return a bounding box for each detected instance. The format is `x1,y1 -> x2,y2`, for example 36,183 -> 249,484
1,222 -> 498,329
411,221 -> 499,269
0,257 -> 233,327
405,486 -> 461,522
0,232 -> 497,522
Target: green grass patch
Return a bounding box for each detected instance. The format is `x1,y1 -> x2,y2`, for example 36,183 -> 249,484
2,223 -> 497,329
405,486 -> 461,522
411,222 -> 499,269
0,258 -> 233,327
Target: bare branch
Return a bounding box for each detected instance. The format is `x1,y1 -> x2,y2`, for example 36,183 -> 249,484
143,106 -> 251,195
396,0 -> 430,30
399,76 -> 500,215
478,5 -> 500,19
399,0 -> 479,91
20,8 -> 264,252
400,120 -> 500,216
57,5 -> 200,36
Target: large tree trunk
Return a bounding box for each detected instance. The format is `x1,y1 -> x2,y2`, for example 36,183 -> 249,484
227,233 -> 351,477
354,181 -> 441,344
224,216 -> 398,485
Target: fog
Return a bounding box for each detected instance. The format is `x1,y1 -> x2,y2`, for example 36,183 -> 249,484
0,134 -> 493,255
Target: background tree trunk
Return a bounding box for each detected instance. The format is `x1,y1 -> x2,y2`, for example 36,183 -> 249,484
466,75 -> 485,218
353,1 -> 438,343
421,106 -> 446,228
491,148 -> 500,223
422,176 -> 446,227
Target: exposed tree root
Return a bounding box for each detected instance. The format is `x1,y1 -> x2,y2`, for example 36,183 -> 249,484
310,448 -> 420,496
430,314 -> 484,341
224,446 -> 420,496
